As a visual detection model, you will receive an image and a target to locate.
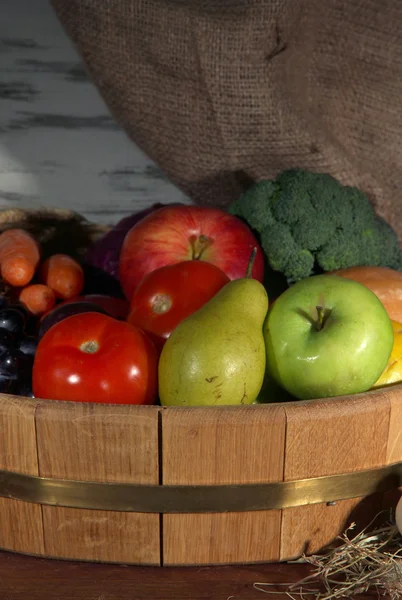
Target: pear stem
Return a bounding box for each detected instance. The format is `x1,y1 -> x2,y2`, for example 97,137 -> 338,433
245,247 -> 257,278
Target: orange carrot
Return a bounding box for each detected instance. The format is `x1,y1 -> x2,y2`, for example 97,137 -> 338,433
39,254 -> 84,300
19,284 -> 56,316
0,228 -> 41,287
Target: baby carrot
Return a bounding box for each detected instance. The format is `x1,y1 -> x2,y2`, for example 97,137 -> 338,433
39,254 -> 84,300
19,284 -> 56,316
0,228 -> 41,287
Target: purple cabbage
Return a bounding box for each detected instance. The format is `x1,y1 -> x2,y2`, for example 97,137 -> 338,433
85,203 -> 172,280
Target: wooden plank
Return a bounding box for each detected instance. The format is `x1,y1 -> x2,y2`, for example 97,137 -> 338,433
280,392 -> 391,560
162,404 -> 286,566
385,385 -> 402,464
0,395 -> 44,556
3,548 -> 382,600
35,401 -> 161,565
382,384 -> 402,511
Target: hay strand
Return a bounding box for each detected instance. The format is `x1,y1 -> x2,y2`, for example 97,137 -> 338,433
254,515 -> 402,599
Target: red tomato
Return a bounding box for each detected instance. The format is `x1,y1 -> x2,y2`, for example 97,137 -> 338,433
33,312 -> 158,404
127,260 -> 230,351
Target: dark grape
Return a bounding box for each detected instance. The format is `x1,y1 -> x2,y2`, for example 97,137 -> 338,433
0,373 -> 18,394
0,347 -> 21,395
0,328 -> 14,349
0,343 -> 37,398
18,336 -> 38,357
0,296 -> 8,312
0,347 -> 20,374
15,380 -> 34,398
15,353 -> 34,398
8,303 -> 29,324
0,308 -> 25,342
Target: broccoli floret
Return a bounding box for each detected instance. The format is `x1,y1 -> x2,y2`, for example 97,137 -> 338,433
229,180 -> 278,231
260,222 -> 315,281
272,169 -> 316,225
316,229 -> 367,272
228,168 -> 402,283
340,186 -> 378,232
361,217 -> 402,270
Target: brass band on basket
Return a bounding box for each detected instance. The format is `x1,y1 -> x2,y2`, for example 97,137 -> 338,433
0,462 -> 401,513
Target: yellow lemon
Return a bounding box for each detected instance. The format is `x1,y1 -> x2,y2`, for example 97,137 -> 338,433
373,320 -> 402,388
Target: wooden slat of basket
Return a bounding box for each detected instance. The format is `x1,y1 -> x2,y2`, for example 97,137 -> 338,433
161,404 -> 286,566
381,385 -> 402,510
385,385 -> 402,464
0,396 -> 45,555
35,401 -> 161,565
280,392 -> 391,560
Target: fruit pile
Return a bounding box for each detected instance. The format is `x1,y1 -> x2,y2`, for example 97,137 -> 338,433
0,225 -> 130,400
1,179 -> 402,407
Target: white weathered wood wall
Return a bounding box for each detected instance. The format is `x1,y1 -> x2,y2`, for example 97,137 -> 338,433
0,0 -> 190,225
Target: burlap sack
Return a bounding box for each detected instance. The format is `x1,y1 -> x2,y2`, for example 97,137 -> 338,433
52,0 -> 402,239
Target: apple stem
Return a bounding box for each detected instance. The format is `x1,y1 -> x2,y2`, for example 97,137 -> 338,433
315,305 -> 325,331
245,248 -> 257,278
191,235 -> 212,260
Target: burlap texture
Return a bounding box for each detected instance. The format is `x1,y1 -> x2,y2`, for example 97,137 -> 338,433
52,0 -> 402,239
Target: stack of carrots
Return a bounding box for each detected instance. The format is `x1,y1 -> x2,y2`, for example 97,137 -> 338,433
0,228 -> 84,316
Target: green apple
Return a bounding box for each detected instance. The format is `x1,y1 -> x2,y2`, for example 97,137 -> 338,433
263,274 -> 394,400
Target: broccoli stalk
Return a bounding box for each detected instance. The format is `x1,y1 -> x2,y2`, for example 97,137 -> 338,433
228,169 -> 402,284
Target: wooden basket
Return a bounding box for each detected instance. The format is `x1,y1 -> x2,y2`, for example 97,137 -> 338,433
1,387 -> 402,566
0,208 -> 401,566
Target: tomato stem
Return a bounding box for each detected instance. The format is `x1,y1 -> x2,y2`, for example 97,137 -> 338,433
80,340 -> 99,354
152,293 -> 172,315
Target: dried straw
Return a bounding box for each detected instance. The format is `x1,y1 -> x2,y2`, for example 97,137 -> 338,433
254,514 -> 402,600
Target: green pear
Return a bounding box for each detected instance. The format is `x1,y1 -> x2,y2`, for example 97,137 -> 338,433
158,277 -> 269,406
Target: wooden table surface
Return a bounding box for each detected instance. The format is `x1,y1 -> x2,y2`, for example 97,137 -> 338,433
0,550 -> 379,599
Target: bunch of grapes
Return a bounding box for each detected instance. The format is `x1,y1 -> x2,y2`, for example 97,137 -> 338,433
0,296 -> 38,397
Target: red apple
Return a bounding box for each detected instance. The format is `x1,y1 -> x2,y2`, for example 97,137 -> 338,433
119,205 -> 264,300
